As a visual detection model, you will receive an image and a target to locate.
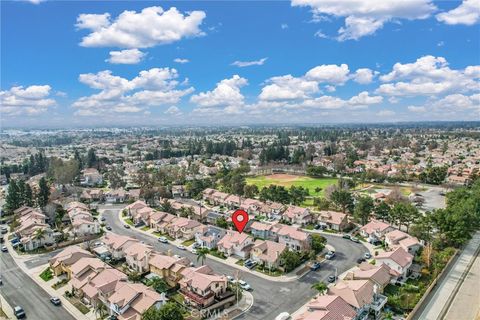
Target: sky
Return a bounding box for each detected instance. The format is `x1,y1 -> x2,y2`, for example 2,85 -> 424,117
1,0 -> 479,128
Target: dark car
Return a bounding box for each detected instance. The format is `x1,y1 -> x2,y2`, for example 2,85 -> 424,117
310,262 -> 321,271
327,275 -> 337,283
357,258 -> 366,264
50,297 -> 61,306
124,224 -> 131,229
105,226 -> 112,231
342,234 -> 351,239
14,306 -> 25,319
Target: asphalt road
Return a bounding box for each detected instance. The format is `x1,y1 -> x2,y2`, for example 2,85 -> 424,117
0,251 -> 76,320
103,208 -> 367,320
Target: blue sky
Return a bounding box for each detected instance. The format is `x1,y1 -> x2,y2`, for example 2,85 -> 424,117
1,0 -> 479,128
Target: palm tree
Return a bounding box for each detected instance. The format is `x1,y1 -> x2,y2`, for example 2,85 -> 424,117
311,282 -> 328,295
148,277 -> 169,293
196,248 -> 209,266
34,228 -> 46,247
94,302 -> 108,320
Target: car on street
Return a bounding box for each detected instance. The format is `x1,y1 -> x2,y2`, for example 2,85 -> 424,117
364,252 -> 372,259
325,251 -> 335,259
0,275 -> 3,285
350,237 -> 360,243
275,312 -> 291,320
327,275 -> 337,283
14,306 -> 26,319
192,242 -> 201,249
192,248 -> 197,254
50,297 -> 61,306
310,262 -> 321,271
177,244 -> 186,250
1,246 -> 7,252
238,280 -> 252,291
342,234 -> 351,239
105,225 -> 112,231
158,236 -> 168,243
227,275 -> 234,283
357,258 -> 366,264
123,224 -> 130,229
100,217 -> 106,221
1,226 -> 8,234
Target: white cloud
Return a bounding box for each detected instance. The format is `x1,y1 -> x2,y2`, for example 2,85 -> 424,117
259,75 -> 319,101
325,85 -> 336,92
1,85 -> 56,116
164,106 -> 183,115
437,41 -> 445,47
352,68 -> 376,84
305,63 -> 350,84
281,24 -> 289,29
348,91 -> 383,106
73,68 -> 193,116
231,57 -> 268,67
432,93 -> 480,111
376,55 -> 480,96
291,0 -> 436,40
190,75 -> 248,108
314,30 -> 329,38
376,109 -> 396,117
174,58 -> 189,64
106,49 -> 145,64
408,105 -> 426,112
76,7 -> 206,48
436,0 -> 480,25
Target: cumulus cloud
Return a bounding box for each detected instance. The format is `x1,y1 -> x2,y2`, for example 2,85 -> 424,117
231,57 -> 268,67
352,68 -> 376,84
174,58 -> 189,64
164,106 -> 183,115
408,105 -> 426,112
73,68 -> 193,116
76,7 -> 206,48
376,55 -> 480,96
305,63 -> 350,84
291,0 -> 436,40
348,91 -> 383,107
376,109 -> 396,117
0,85 -> 56,116
259,75 -> 319,101
190,75 -> 248,109
436,0 -> 480,25
106,49 -> 145,64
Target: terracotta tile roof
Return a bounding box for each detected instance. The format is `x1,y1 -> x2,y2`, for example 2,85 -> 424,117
376,247 -> 413,268
294,295 -> 356,320
329,280 -> 374,308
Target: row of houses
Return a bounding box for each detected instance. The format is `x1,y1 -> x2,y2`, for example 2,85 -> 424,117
65,202 -> 101,237
80,188 -> 141,203
13,206 -> 55,251
64,232 -> 231,310
295,247 -> 417,320
202,188 -> 349,231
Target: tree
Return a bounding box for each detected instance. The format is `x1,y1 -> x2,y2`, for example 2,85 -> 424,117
311,282 -> 328,295
147,277 -> 169,293
37,177 -> 50,207
215,216 -> 228,229
354,196 -> 374,225
160,200 -> 175,214
86,148 -> 97,168
391,202 -> 418,231
24,184 -> 34,207
243,184 -> 259,198
311,234 -> 327,254
289,186 -> 309,205
279,249 -> 301,273
330,189 -> 354,214
5,179 -> 21,213
374,202 -> 391,221
107,166 -> 126,189
196,248 -> 209,266
419,166 -> 448,185
142,302 -> 184,320
313,197 -> 332,211
34,228 -> 46,242
94,302 -> 108,320
47,157 -> 79,185
128,271 -> 142,283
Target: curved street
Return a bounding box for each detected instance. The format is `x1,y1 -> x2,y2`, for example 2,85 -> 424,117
102,207 -> 367,320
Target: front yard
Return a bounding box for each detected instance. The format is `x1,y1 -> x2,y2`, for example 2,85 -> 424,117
181,239 -> 195,247
152,231 -> 174,241
39,267 -> 53,281
125,218 -> 134,226
64,294 -> 90,315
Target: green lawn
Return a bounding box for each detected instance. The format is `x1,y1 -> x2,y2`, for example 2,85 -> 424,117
181,239 -> 195,247
140,225 -> 150,231
125,218 -> 134,226
246,175 -> 338,196
39,267 -> 53,281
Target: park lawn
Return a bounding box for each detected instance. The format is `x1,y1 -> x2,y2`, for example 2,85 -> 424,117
246,175 -> 338,196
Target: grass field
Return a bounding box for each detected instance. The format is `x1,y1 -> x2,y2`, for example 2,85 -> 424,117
246,174 -> 338,196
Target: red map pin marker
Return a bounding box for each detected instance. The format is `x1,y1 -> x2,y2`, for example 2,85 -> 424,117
232,209 -> 249,233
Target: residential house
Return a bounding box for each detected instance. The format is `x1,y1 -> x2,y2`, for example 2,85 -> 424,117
124,200 -> 148,219
81,168 -> 103,186
283,206 -> 312,226
294,295 -> 357,320
317,210 -> 348,231
165,217 -> 203,240
103,233 -> 140,260
124,242 -> 154,273
195,226 -> 226,250
172,185 -> 189,198
105,189 -> 127,203
385,230 -> 422,255
49,245 -> 94,278
376,247 -> 413,280
149,254 -> 190,287
217,230 -> 254,259
66,201 -> 100,236
360,220 -> 395,242
250,240 -> 287,270
179,265 -> 228,309
249,221 -> 279,241
14,206 -> 54,251
80,189 -> 104,202
276,224 -> 311,252
344,263 -> 394,293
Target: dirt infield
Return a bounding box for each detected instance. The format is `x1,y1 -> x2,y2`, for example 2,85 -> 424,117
265,173 -> 300,181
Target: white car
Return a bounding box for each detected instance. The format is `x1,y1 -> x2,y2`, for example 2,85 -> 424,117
177,244 -> 186,250
275,312 -> 291,320
364,252 -> 372,259
227,276 -> 234,283
158,237 -> 168,243
192,249 -> 197,254
238,280 -> 252,291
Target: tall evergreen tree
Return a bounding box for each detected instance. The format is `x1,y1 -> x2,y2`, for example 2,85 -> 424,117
5,180 -> 20,213
37,177 -> 50,207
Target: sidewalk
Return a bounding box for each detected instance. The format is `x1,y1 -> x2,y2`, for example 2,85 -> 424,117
4,238 -> 94,320
206,291 -> 254,320
116,210 -> 313,282
414,231 -> 480,320
0,294 -> 14,320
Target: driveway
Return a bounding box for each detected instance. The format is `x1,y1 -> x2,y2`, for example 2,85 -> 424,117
0,251 -> 76,320
103,208 -> 366,320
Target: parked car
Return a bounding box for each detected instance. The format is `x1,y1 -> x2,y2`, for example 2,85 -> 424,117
227,275 -> 234,283
310,262 -> 321,271
238,280 -> 252,291
105,225 -> 112,231
192,249 -> 197,254
325,251 -> 335,260
275,312 -> 291,320
177,245 -> 186,250
0,275 -> 3,285
1,246 -> 7,252
158,237 -> 168,243
50,297 -> 61,306
327,275 -> 337,283
192,242 -> 201,249
123,224 -> 130,229
100,217 -> 106,221
364,252 -> 372,259
357,258 -> 366,264
342,234 -> 351,239
14,306 -> 25,319
350,237 -> 360,243
1,227 -> 8,234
